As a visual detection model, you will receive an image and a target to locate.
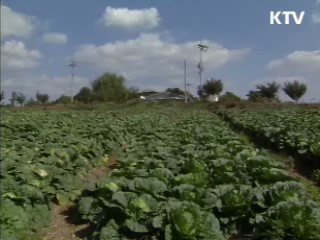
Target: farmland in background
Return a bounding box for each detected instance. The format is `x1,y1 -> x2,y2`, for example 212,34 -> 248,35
1,105 -> 320,240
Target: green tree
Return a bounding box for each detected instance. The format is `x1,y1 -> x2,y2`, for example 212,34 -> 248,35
0,91 -> 4,101
36,91 -> 49,104
15,92 -> 26,106
26,97 -> 37,106
91,72 -> 128,102
282,80 -> 307,102
246,91 -> 264,102
247,81 -> 280,102
127,87 -> 140,100
74,87 -> 92,103
202,79 -> 223,97
256,81 -> 280,100
10,91 -> 17,106
55,95 -> 71,105
219,91 -> 241,102
166,88 -> 185,95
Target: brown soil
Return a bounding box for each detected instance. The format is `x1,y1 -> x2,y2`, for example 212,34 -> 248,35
41,156 -> 118,240
42,205 -> 89,240
85,155 -> 118,182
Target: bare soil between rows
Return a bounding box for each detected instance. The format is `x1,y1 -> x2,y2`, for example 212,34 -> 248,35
42,156 -> 118,240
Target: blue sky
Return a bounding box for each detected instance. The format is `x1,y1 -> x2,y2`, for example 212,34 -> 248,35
1,0 -> 320,101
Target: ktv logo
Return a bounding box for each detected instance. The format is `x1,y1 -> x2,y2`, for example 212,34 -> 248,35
270,11 -> 305,25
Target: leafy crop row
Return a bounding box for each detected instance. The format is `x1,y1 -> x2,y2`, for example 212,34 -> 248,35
216,110 -> 320,169
0,111 -> 132,240
75,110 -> 320,240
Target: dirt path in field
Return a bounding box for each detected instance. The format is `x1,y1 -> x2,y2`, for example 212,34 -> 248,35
42,156 -> 118,240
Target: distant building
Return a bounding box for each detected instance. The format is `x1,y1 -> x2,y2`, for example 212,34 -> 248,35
207,94 -> 219,102
138,91 -> 158,97
139,91 -> 195,102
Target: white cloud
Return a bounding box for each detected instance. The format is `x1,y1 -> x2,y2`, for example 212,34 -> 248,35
267,51 -> 320,73
312,0 -> 320,23
74,33 -> 248,91
1,40 -> 42,72
42,32 -> 68,44
101,7 -> 160,30
0,5 -> 36,38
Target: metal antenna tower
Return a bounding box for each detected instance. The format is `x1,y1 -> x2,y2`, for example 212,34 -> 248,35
195,43 -> 209,91
68,60 -> 78,102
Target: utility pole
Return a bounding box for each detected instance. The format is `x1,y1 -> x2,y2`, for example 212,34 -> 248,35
195,43 -> 209,93
68,60 -> 78,103
184,59 -> 187,103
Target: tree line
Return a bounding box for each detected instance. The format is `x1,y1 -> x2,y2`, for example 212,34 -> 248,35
0,72 -> 309,106
0,72 -> 195,106
0,91 -> 50,107
0,73 -> 136,106
198,79 -> 308,103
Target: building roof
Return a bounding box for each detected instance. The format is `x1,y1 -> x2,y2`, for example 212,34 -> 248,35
140,91 -> 195,101
137,91 -> 158,97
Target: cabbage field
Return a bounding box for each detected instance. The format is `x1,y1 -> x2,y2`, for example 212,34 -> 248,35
1,109 -> 320,240
217,109 -> 320,182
